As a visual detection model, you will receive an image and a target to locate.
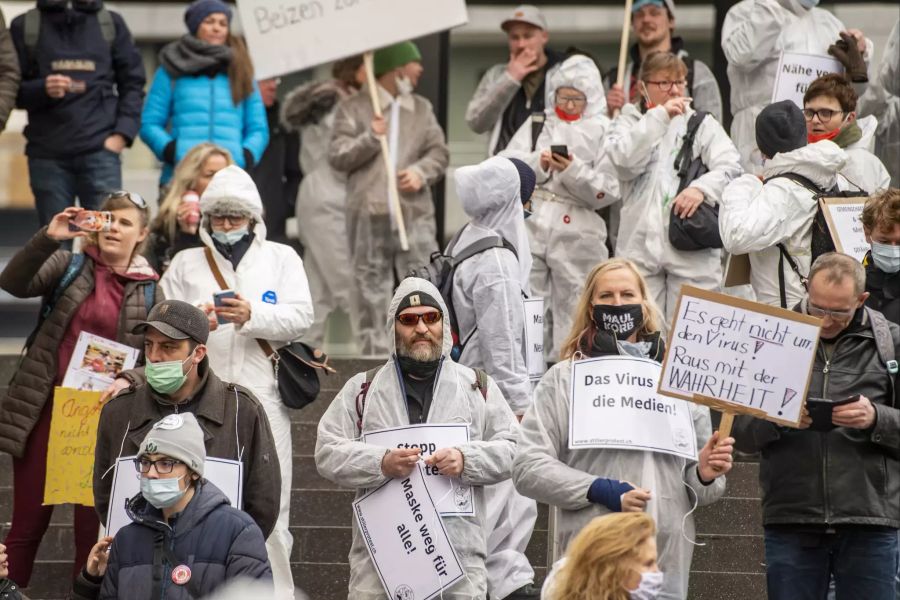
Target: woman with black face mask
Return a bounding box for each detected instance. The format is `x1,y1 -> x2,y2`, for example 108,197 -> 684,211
512,258 -> 735,600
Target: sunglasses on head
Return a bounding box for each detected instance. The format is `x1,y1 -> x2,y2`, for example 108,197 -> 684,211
109,190 -> 148,209
396,311 -> 442,326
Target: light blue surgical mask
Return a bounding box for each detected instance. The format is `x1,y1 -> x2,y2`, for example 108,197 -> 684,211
630,571 -> 664,600
140,474 -> 188,509
797,0 -> 820,8
211,226 -> 249,246
872,241 -> 900,274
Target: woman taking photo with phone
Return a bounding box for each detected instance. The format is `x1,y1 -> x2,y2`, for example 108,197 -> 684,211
0,192 -> 160,590
513,258 -> 734,600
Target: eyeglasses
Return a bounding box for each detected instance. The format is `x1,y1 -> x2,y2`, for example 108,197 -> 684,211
210,214 -> 249,226
133,457 -> 183,474
803,108 -> 844,122
556,94 -> 587,106
644,80 -> 687,91
807,302 -> 855,321
109,190 -> 148,209
396,311 -> 442,326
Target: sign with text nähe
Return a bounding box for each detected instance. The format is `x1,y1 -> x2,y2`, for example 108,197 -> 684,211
237,0 -> 468,79
819,197 -> 870,262
772,51 -> 844,108
354,465 -> 464,600
658,286 -> 822,427
569,356 -> 697,460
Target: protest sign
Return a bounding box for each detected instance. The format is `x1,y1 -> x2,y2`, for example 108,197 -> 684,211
524,298 -> 546,381
62,332 -> 139,392
363,424 -> 473,516
772,52 -> 844,108
105,456 -> 242,537
819,197 -> 870,262
43,388 -> 103,506
353,464 -> 464,600
237,0 -> 468,79
569,356 -> 697,460
659,286 -> 821,428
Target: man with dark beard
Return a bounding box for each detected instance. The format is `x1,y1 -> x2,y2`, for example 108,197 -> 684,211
315,277 -> 520,599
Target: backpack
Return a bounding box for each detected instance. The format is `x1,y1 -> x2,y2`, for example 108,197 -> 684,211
355,366 -> 490,434
764,173 -> 869,308
22,6 -> 116,77
866,308 -> 900,410
407,225 -> 518,361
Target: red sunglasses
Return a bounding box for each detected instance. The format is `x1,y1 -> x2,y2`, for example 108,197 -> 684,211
396,311 -> 442,326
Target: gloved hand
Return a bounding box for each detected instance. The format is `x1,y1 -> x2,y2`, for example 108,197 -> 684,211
828,32 -> 868,83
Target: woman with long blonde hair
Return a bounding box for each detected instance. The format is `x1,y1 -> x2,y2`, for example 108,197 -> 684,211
513,258 -> 734,599
146,143 -> 233,272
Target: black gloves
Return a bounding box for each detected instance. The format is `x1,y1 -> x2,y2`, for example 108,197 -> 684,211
828,32 -> 868,83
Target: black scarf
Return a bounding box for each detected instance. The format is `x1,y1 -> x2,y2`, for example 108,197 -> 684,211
159,35 -> 232,78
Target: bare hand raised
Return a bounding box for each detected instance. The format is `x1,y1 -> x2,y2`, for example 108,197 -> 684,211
507,47 -> 540,81
46,207 -> 88,242
381,447 -> 422,478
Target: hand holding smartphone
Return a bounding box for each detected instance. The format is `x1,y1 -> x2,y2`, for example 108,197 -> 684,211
550,144 -> 569,159
213,290 -> 237,325
68,210 -> 112,233
806,396 -> 859,432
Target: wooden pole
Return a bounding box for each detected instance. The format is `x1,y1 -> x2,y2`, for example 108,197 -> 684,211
718,411 -> 735,439
363,51 -> 410,252
613,0 -> 634,118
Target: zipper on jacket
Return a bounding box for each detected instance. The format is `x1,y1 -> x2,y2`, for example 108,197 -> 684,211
820,340 -> 834,526
209,78 -> 215,140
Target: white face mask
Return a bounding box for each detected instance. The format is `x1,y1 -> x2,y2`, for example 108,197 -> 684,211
629,571 -> 664,600
211,226 -> 248,246
396,74 -> 414,96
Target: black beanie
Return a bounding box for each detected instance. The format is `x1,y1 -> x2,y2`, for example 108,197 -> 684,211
756,100 -> 808,159
507,158 -> 536,204
396,290 -> 443,314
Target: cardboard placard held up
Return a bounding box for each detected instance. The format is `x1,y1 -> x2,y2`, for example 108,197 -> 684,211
658,286 -> 822,428
44,388 -> 103,506
819,197 -> 870,262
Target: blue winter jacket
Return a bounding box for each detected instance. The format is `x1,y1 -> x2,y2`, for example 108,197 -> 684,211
140,66 -> 269,184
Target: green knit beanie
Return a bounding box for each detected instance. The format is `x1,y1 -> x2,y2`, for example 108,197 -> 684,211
373,42 -> 422,77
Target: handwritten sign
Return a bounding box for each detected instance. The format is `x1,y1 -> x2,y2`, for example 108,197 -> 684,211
658,286 -> 822,427
569,356 -> 697,460
105,456 -> 243,537
353,465 -> 464,600
237,0 -> 468,79
44,388 -> 103,506
363,424 -> 473,516
524,298 -> 546,380
819,197 -> 870,262
772,52 -> 844,108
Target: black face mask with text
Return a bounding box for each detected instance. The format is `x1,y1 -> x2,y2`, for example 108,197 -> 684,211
591,304 -> 644,339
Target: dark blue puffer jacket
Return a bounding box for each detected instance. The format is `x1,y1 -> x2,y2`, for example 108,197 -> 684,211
99,481 -> 272,599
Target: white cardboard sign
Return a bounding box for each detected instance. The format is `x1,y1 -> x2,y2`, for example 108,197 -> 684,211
569,356 -> 697,460
353,464 -> 465,600
363,424 -> 474,516
237,0 -> 468,79
819,197 -> 870,262
772,51 -> 844,108
524,298 -> 546,381
658,286 -> 821,427
105,456 -> 243,538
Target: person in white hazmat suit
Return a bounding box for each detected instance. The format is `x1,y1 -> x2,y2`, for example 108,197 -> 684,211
603,51 -> 741,323
281,57 -> 364,348
160,165 -> 314,600
502,53 -> 618,361
722,0 -> 873,174
315,277 -> 519,600
450,156 -> 540,600
512,258 -> 734,600
857,18 -> 900,188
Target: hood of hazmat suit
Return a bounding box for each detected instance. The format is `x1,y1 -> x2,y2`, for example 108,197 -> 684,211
858,18 -> 899,187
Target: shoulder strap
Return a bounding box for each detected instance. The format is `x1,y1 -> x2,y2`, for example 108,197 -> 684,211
684,56 -> 696,97
44,253 -> 87,318
472,368 -> 489,401
673,111 -> 708,175
453,236 -> 512,265
530,112 -> 545,152
764,173 -> 831,196
776,242 -> 808,309
866,308 -> 899,408
356,367 -> 383,433
142,281 -> 156,315
97,7 -> 116,46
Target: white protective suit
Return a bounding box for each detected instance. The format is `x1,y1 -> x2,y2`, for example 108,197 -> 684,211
719,140 -> 850,308
160,167 -> 314,600
722,0 -> 873,173
282,80 -> 355,347
858,18 -> 900,188
604,103 -> 742,322
502,55 -> 618,361
512,350 -> 725,600
314,278 -> 520,600
451,157 -> 538,599
841,115 -> 891,192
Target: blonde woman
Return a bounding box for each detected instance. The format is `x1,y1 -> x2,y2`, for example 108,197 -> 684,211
543,513 -> 661,600
146,143 -> 233,272
513,258 -> 734,600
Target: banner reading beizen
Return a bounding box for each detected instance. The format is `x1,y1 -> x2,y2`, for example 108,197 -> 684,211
569,356 -> 697,459
658,286 -> 822,427
771,51 -> 844,108
236,0 -> 468,79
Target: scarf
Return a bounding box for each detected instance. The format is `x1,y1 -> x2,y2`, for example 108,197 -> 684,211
159,35 -> 233,78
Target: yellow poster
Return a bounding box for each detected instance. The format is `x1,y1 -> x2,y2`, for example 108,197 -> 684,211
44,387 -> 103,506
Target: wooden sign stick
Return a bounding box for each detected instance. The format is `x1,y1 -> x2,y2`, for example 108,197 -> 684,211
718,412 -> 735,439
613,0 -> 634,118
363,51 -> 410,252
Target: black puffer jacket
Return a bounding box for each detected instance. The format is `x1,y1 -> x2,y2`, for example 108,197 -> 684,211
734,306 -> 900,528
99,481 -> 271,599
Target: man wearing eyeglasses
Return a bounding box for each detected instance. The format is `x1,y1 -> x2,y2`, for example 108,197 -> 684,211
734,252 -> 900,600
93,298 -> 282,542
316,278 -> 519,600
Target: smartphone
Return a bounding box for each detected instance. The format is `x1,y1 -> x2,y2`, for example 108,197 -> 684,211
550,144 -> 569,158
806,396 -> 858,432
213,290 -> 236,325
68,210 -> 112,233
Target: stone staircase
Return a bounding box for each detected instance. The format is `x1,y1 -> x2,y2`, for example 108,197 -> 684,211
0,355 -> 766,599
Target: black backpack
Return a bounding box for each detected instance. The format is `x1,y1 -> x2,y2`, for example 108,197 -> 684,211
407,225 -> 517,360
764,173 -> 869,308
22,6 -> 116,77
